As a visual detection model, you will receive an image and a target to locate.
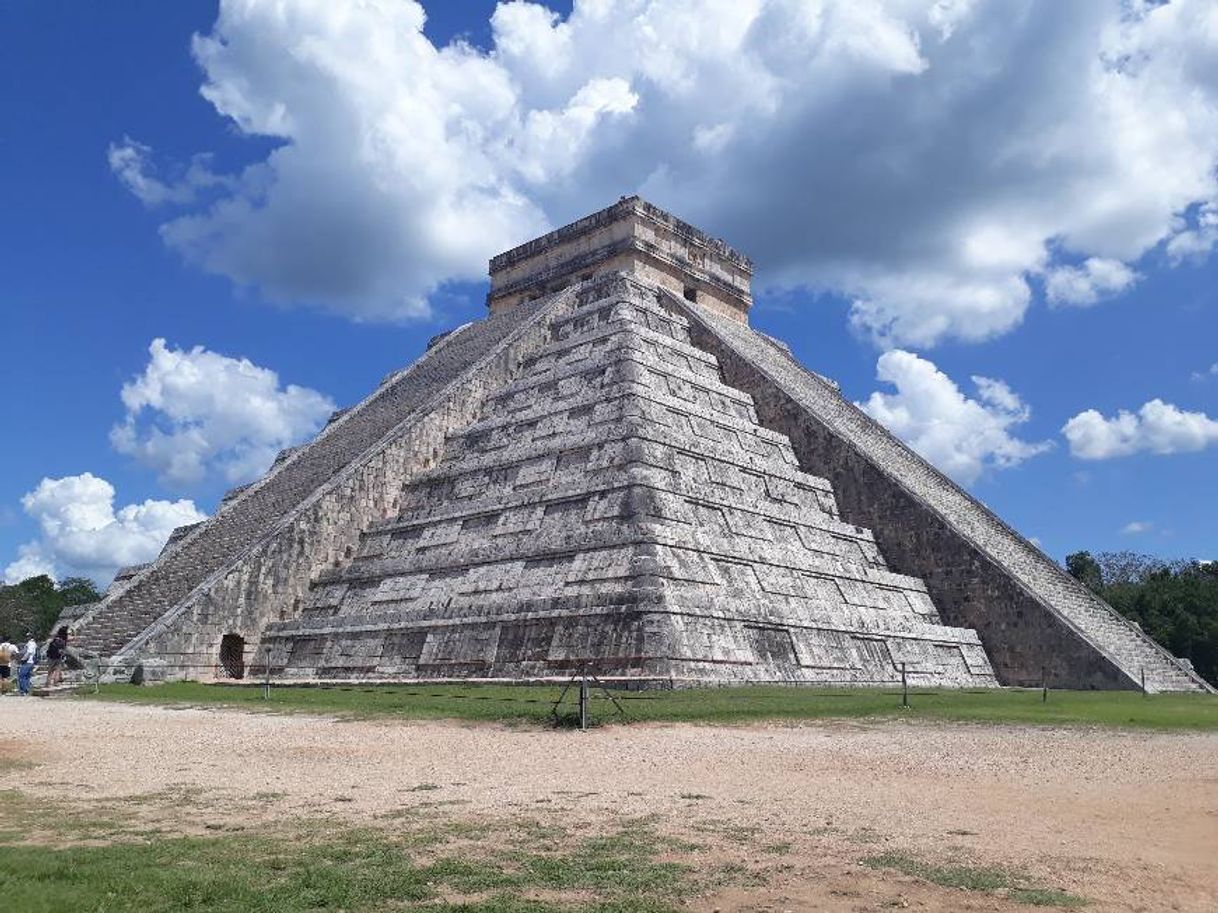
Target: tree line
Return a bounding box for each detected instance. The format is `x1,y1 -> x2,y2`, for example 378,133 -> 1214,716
0,575 -> 101,642
1066,550 -> 1218,686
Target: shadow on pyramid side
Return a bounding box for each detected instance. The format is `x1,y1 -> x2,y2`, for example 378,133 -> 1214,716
258,275 -> 996,687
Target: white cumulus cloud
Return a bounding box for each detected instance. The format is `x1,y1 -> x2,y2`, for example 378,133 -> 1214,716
1121,520 -> 1154,535
1167,201 -> 1218,263
3,545 -> 56,585
857,350 -> 1052,485
109,0 -> 1218,345
110,339 -> 335,487
1062,399 -> 1218,459
1044,258 -> 1140,307
2,474 -> 207,585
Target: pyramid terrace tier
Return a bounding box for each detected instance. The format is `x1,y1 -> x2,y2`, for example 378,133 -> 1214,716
474,324 -> 761,430
281,592 -> 949,650
391,409 -> 844,524
374,449 -> 838,528
463,373 -> 791,466
346,455 -> 888,577
522,296 -> 712,377
257,602 -> 993,687
312,511 -> 923,608
542,286 -> 701,346
427,386 -> 814,504
300,522 -> 939,618
493,304 -> 730,408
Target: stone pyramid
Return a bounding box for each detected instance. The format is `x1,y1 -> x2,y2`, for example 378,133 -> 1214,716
257,274 -> 995,685
67,197 -> 1210,692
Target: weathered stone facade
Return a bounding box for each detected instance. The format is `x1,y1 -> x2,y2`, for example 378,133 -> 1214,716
67,198 -> 1210,692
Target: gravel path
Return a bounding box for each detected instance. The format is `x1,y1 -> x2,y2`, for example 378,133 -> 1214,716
3,698 -> 1215,912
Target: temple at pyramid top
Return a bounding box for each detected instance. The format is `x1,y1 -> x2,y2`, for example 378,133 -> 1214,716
487,196 -> 754,322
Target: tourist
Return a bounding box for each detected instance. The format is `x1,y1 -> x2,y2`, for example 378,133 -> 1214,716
0,637 -> 15,695
17,632 -> 37,696
46,626 -> 70,688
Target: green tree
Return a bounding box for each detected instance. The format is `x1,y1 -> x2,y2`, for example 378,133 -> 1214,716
1067,552 -> 1218,686
56,576 -> 102,607
1065,551 -> 1103,593
0,574 -> 103,641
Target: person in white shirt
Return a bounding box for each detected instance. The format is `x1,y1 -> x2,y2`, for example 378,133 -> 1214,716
17,633 -> 37,696
0,639 -> 16,694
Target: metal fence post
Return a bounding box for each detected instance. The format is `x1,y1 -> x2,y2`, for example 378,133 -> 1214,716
579,674 -> 589,730
262,645 -> 272,700
900,662 -> 908,708
1140,667 -> 1146,697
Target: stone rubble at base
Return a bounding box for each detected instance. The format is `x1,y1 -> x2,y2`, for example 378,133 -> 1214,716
62,199 -> 1211,693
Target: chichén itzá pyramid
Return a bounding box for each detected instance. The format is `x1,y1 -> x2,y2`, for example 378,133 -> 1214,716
63,197 -> 1211,692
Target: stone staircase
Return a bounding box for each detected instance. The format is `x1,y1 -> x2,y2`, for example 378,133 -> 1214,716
976,531 -> 1202,692
677,294 -> 1212,693
70,301 -> 552,660
845,406 -> 1205,692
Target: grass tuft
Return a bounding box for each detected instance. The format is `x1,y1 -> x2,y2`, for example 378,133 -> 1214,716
1010,887 -> 1091,907
864,852 -> 1088,907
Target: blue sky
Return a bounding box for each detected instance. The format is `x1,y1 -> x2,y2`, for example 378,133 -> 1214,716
2,0 -> 1216,585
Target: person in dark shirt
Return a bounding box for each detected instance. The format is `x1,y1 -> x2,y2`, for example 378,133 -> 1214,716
46,626 -> 70,687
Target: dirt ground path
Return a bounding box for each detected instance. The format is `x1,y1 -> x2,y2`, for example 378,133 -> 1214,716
2,698 -> 1215,912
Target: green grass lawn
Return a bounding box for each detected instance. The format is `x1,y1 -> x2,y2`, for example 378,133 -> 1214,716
0,830 -> 692,913
0,785 -> 1095,912
0,789 -> 691,913
80,681 -> 1218,731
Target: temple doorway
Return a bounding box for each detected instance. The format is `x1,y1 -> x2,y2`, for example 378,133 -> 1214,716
219,633 -> 246,679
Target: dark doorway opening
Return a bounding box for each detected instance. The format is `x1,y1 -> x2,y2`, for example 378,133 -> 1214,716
219,633 -> 246,679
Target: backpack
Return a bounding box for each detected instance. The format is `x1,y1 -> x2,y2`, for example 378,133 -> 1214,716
47,637 -> 63,661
